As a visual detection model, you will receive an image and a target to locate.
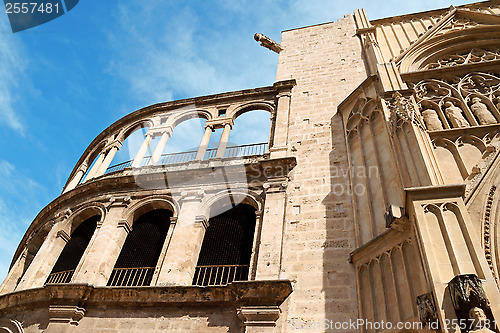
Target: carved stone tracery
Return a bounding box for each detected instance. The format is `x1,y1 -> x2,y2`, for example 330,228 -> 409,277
426,48 -> 500,70
412,72 -> 500,130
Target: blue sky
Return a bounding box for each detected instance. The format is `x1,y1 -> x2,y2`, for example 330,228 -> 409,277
0,0 -> 475,280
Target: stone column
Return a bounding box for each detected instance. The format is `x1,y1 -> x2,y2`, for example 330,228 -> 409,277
0,248 -> 28,294
255,178 -> 288,280
215,123 -> 232,158
150,128 -> 172,165
95,141 -> 122,177
71,196 -> 131,286
15,225 -> 69,290
156,190 -> 205,286
131,133 -> 153,168
195,125 -> 213,160
63,162 -> 88,193
270,80 -> 295,159
237,306 -> 281,333
85,152 -> 105,180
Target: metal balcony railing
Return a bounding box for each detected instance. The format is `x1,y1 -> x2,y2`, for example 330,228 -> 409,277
46,269 -> 74,284
107,267 -> 155,287
192,264 -> 249,286
103,142 -> 268,174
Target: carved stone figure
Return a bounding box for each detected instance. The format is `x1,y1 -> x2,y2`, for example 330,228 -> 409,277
469,307 -> 495,333
470,97 -> 496,125
493,96 -> 500,111
422,108 -> 443,131
444,101 -> 469,128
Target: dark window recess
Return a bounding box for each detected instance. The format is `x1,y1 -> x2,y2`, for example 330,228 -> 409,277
218,109 -> 227,117
107,209 -> 172,286
46,215 -> 99,284
193,204 -> 256,286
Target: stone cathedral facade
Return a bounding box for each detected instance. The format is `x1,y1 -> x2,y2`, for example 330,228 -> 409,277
1,1 -> 500,332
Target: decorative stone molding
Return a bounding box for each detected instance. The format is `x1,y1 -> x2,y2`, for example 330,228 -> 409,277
54,208 -> 72,222
411,73 -> 500,130
448,274 -> 489,311
107,195 -> 131,209
417,292 -> 438,327
48,305 -> 86,325
194,215 -> 209,229
56,230 -> 71,243
483,185 -> 497,282
237,306 -> 281,328
117,219 -> 132,234
387,91 -> 426,134
263,177 -> 288,194
0,318 -> 24,333
180,189 -> 205,202
149,125 -> 173,137
104,140 -> 123,152
425,48 -> 500,70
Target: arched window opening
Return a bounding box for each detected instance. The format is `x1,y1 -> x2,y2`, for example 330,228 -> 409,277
152,118 -> 207,164
46,215 -> 99,284
106,125 -> 150,173
193,204 -> 256,286
107,209 -> 172,287
226,110 -> 270,157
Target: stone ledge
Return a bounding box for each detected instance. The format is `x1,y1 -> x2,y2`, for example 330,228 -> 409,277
0,280 -> 292,313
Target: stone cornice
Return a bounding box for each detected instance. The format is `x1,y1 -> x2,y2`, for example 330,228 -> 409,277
0,280 -> 292,314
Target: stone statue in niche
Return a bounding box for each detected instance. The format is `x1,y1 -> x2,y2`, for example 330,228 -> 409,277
444,101 -> 469,128
469,307 -> 495,333
470,97 -> 497,125
422,108 -> 444,131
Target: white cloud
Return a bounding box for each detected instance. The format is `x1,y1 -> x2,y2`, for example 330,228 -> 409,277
0,20 -> 26,135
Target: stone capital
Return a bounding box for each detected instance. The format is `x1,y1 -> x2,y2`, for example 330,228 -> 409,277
263,177 -> 288,193
150,125 -> 173,137
104,140 -> 123,152
205,119 -> 233,130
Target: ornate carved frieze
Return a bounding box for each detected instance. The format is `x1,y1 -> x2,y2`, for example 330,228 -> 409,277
412,72 -> 500,130
448,274 -> 489,311
426,48 -> 500,70
417,292 -> 439,327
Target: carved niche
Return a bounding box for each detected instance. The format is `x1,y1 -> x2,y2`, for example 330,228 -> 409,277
412,72 -> 500,130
